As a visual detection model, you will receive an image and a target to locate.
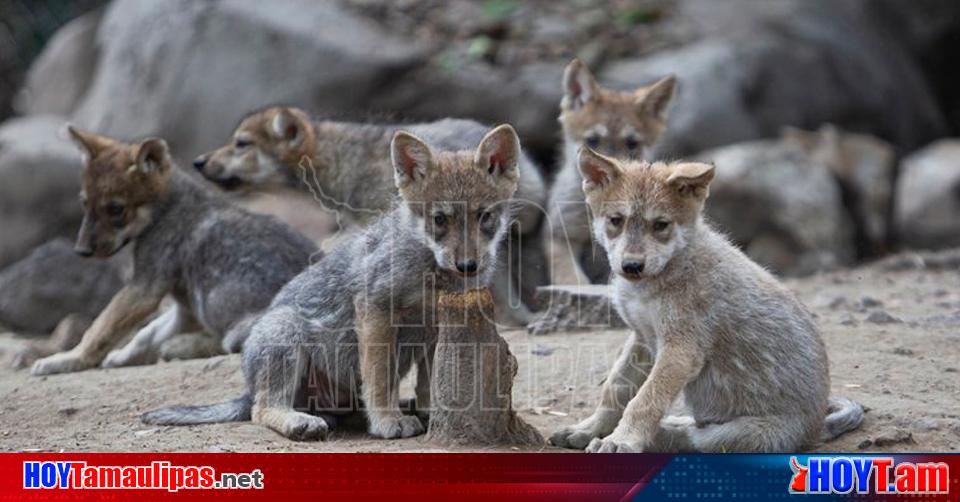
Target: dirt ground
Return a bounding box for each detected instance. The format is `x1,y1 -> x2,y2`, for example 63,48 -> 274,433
0,256 -> 957,453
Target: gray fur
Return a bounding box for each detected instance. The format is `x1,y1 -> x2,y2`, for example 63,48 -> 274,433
142,395 -> 252,425
552,157 -> 863,452
143,131 -> 520,440
126,171 -> 318,348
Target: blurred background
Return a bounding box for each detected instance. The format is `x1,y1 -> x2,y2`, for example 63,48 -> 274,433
1,0 -> 960,336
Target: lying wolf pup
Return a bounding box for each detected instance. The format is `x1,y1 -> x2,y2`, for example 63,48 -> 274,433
30,128 -> 317,375
142,125 -> 522,441
550,148 -> 863,452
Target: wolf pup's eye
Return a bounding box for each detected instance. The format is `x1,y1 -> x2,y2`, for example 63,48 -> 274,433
652,219 -> 670,232
478,209 -> 492,224
608,214 -> 624,228
234,138 -> 252,149
585,135 -> 601,149
433,214 -> 447,227
105,202 -> 125,216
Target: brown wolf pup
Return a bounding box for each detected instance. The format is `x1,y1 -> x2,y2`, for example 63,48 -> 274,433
550,148 -> 863,452
547,59 -> 675,284
193,108 -> 547,324
30,128 -> 317,375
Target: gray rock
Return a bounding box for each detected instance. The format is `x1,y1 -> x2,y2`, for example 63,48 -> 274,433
602,1 -> 945,158
698,140 -> 855,275
528,285 -> 626,336
14,9 -> 103,117
895,140 -> 960,250
0,239 -> 123,334
912,418 -> 939,432
70,0 -> 429,160
870,428 -> 915,447
782,125 -> 895,255
838,313 -> 858,327
866,311 -> 902,325
0,115 -> 83,268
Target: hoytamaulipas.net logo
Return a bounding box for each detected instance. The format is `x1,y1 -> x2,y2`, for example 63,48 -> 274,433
23,460 -> 264,492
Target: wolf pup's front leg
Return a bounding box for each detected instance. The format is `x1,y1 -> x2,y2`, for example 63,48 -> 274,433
551,332 -> 652,449
586,338 -> 702,453
355,298 -> 425,439
32,285 -> 164,375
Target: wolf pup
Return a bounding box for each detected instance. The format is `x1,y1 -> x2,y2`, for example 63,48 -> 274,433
142,125 -> 522,441
548,59 -> 675,284
193,109 -> 547,324
550,148 -> 863,452
30,128 -> 317,375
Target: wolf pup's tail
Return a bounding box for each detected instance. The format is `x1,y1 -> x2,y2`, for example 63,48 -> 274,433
140,395 -> 252,425
821,397 -> 864,441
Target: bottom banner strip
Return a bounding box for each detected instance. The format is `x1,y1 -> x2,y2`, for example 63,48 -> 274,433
2,453 -> 958,501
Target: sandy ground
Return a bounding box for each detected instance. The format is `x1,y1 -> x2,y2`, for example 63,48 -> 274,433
0,258 -> 957,453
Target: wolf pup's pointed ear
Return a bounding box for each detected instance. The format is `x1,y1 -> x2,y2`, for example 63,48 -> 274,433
271,108 -> 304,147
635,74 -> 676,121
134,138 -> 171,175
562,59 -> 600,110
65,125 -> 113,159
578,147 -> 621,195
475,124 -> 520,183
667,162 -> 714,199
391,131 -> 433,189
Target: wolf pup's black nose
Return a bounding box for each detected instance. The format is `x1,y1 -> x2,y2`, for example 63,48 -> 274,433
622,261 -> 644,276
193,156 -> 207,170
456,260 -> 478,274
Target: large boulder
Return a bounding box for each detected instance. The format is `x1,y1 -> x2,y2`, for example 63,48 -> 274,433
603,0 -> 945,158
0,115 -> 82,268
895,140 -> 960,250
70,0 -> 429,160
782,125 -> 896,257
700,140 -> 856,275
13,9 -> 104,117
0,238 -> 123,334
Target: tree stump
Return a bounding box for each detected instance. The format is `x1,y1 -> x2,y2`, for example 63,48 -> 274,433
426,288 -> 543,447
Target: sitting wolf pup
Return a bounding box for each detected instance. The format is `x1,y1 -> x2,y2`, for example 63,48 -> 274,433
142,125 -> 522,441
30,127 -> 317,375
550,148 -> 863,452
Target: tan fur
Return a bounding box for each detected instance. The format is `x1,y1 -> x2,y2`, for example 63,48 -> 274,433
68,128 -> 172,258
548,59 -> 676,284
32,285 -> 164,373
549,148 -> 858,452
201,108 -> 317,187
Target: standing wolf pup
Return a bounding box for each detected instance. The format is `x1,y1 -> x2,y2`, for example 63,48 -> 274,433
30,128 -> 317,375
193,108 -> 546,323
548,59 -> 676,284
550,148 -> 863,452
143,125 -> 522,441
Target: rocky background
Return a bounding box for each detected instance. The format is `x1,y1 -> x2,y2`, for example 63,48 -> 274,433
1,0 -> 959,335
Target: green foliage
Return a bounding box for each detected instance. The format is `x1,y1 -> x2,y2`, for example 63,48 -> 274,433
482,0 -> 517,20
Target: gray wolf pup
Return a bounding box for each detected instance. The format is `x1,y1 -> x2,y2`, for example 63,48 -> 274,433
30,128 -> 317,375
550,148 -> 863,452
194,108 -> 547,324
548,59 -> 675,284
142,125 -> 522,441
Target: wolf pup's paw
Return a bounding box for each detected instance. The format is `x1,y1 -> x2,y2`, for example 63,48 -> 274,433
549,413 -> 618,449
368,414 -> 424,439
585,430 -> 645,453
31,351 -> 96,376
281,413 -> 330,441
102,346 -> 156,368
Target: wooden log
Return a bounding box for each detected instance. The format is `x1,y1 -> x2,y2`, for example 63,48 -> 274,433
426,288 -> 543,446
